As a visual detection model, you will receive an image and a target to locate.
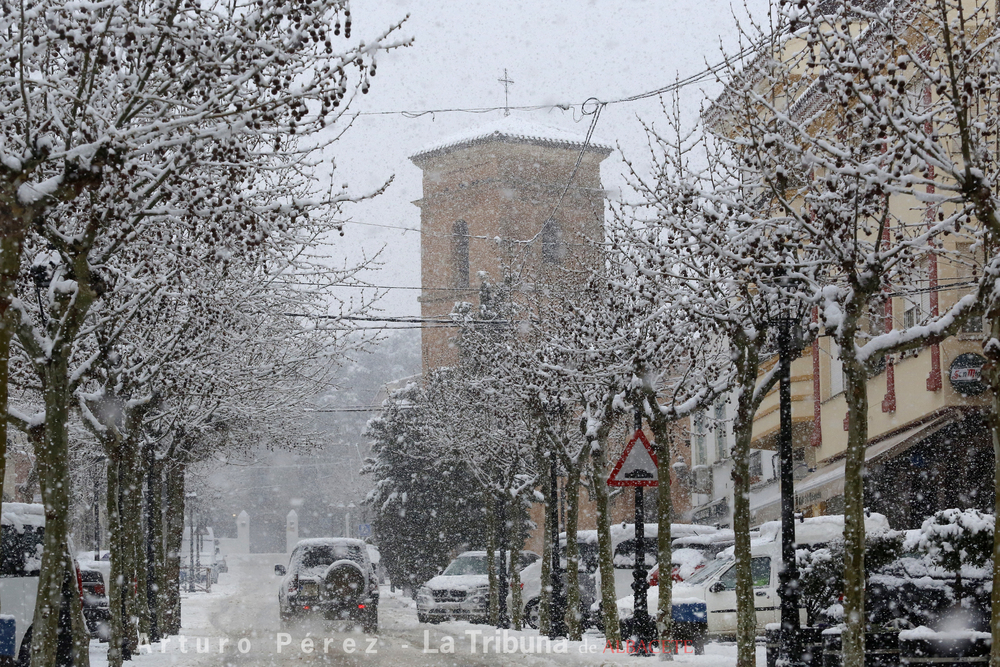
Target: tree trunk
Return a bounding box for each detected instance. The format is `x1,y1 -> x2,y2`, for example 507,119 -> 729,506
731,343 -> 761,667
485,489 -> 498,626
0,227 -> 24,551
146,451 -> 163,642
106,452 -> 126,667
66,542 -> 92,667
121,435 -> 149,644
591,432 -> 621,649
841,348 -> 869,667
563,456 -> 583,641
539,451 -> 552,635
30,366 -> 77,667
509,495 -> 524,630
161,460 -> 185,636
646,400 -> 674,662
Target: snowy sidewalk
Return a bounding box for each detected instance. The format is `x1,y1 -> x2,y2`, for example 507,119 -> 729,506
89,554 -> 761,666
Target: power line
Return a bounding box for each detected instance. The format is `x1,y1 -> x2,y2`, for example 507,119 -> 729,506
350,42 -> 762,119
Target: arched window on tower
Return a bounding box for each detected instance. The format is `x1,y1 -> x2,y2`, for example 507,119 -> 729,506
452,220 -> 470,288
541,218 -> 563,264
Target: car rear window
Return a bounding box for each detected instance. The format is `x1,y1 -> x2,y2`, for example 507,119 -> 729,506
299,544 -> 364,569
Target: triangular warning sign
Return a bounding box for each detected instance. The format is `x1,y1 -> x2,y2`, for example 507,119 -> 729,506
607,429 -> 659,487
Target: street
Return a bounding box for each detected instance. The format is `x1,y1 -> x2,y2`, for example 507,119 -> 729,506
87,554 -> 758,667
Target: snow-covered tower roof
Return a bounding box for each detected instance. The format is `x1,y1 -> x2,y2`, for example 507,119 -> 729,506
410,117 -> 612,162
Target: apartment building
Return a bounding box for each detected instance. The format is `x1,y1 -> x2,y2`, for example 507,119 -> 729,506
690,0 -> 995,530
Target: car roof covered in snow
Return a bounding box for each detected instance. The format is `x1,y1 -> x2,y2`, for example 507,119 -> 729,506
1,502 -> 45,531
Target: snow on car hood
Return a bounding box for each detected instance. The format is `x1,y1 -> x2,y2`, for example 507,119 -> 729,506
423,574 -> 489,590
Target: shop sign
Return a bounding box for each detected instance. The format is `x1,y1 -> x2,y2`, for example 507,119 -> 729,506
949,353 -> 988,396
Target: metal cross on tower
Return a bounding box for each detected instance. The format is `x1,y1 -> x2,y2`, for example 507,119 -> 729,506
498,69 -> 514,116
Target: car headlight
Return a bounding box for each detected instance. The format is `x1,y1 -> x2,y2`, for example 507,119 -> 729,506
417,586 -> 432,600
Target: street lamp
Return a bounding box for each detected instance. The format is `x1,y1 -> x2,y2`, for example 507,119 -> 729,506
93,455 -> 105,561
771,311 -> 806,665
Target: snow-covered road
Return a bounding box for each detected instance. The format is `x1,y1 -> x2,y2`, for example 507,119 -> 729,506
90,554 -> 760,666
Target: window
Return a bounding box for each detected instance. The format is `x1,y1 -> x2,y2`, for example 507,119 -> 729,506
612,538 -> 659,569
298,544 -> 365,569
541,218 -> 563,264
714,402 -> 727,460
750,451 -> 763,481
717,557 -> 771,591
452,220 -> 470,288
829,338 -> 844,396
443,555 -> 489,576
692,413 -> 707,465
692,466 -> 713,495
903,304 -> 918,330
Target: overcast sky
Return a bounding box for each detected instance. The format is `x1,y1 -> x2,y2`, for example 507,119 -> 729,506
323,0 -> 773,319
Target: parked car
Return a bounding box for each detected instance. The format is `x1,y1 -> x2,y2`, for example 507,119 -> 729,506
510,534 -> 596,629
615,513 -> 892,649
275,538 -> 378,633
79,567 -> 110,641
417,550 -> 539,624
1,502 -> 84,666
598,523 -> 723,602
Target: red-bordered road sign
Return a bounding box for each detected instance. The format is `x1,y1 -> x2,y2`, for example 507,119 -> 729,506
607,429 -> 659,487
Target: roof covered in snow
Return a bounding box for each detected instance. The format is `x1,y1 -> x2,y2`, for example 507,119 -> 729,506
411,117 -> 613,161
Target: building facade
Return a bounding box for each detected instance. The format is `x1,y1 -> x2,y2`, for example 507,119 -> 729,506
689,2 -> 994,530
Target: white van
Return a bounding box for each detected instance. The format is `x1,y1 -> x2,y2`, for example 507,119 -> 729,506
662,514 -> 891,640
0,502 -> 45,663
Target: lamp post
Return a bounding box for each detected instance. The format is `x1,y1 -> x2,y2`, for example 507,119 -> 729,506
773,314 -> 804,665
93,455 -> 105,561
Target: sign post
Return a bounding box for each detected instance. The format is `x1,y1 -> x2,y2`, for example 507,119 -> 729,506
607,422 -> 659,654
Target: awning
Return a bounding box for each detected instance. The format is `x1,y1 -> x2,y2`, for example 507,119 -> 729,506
751,411 -> 962,519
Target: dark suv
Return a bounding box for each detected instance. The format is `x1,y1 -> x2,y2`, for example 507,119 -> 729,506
275,538 -> 378,633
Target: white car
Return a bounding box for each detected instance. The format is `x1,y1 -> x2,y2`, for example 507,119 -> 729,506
417,551 -> 539,624
1,502 -> 84,665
